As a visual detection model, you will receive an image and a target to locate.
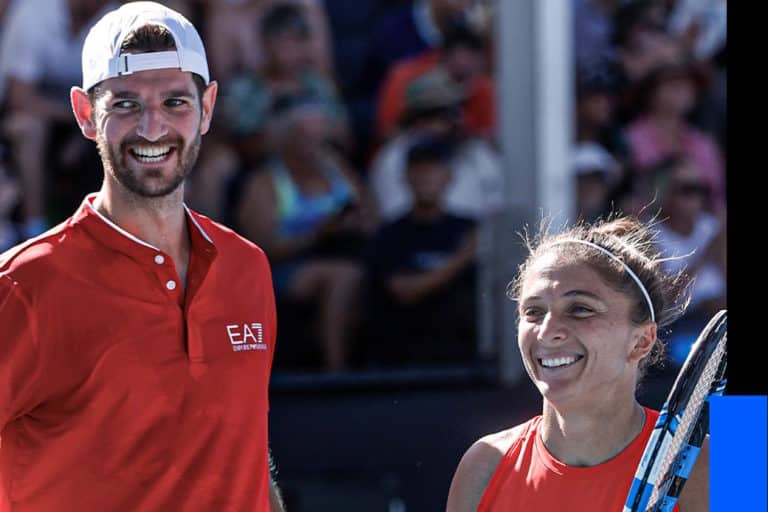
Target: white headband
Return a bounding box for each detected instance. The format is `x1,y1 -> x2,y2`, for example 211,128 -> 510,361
550,239 -> 655,322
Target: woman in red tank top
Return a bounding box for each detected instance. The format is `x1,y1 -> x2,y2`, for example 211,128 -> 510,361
446,216 -> 710,511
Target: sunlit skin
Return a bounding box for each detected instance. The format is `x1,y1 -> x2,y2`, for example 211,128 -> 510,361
446,244 -> 709,512
518,252 -> 654,414
406,160 -> 452,211
662,162 -> 709,234
265,31 -> 312,75
71,68 -> 217,210
517,251 -> 657,466
652,76 -> 696,118
70,68 -> 217,282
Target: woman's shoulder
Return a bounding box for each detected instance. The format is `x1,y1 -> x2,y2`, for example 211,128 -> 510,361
461,420 -> 538,478
447,418 -> 540,512
477,418 -> 539,456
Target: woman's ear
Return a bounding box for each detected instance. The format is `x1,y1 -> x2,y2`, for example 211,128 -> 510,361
630,322 -> 657,362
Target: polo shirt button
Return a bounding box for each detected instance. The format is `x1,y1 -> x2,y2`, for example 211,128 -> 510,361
166,280 -> 177,291
154,254 -> 165,264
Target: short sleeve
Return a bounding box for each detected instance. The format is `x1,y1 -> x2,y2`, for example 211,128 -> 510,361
0,274 -> 43,428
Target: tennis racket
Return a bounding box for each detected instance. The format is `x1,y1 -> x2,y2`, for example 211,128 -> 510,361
623,309 -> 727,512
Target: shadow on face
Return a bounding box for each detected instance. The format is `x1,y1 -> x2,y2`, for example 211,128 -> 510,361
406,159 -> 452,207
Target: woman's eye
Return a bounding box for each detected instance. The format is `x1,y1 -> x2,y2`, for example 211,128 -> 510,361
165,98 -> 186,107
523,308 -> 544,319
570,305 -> 595,316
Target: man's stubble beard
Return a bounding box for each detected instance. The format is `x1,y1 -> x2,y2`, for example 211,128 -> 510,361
96,131 -> 201,199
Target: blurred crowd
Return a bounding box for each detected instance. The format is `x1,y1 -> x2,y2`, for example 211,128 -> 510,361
0,0 -> 726,373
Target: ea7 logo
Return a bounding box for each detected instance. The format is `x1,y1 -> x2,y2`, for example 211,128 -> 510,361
226,323 -> 267,352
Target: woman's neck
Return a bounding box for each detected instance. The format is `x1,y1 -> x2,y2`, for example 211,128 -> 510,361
539,400 -> 647,467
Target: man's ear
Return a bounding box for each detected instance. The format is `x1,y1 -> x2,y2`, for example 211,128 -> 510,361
199,80 -> 218,135
71,86 -> 97,140
629,322 -> 657,362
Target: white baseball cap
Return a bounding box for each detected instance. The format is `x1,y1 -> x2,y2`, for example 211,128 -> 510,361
572,142 -> 619,178
81,1 -> 210,91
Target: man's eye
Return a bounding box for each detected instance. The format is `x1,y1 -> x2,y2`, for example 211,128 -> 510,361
113,100 -> 137,109
165,98 -> 187,107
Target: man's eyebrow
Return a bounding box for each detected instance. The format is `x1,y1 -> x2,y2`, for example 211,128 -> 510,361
109,91 -> 140,99
108,89 -> 196,99
163,89 -> 196,98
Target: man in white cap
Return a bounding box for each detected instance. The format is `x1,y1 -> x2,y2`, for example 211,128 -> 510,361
0,2 -> 284,510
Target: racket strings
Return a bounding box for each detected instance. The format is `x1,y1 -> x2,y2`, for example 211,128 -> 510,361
646,335 -> 727,509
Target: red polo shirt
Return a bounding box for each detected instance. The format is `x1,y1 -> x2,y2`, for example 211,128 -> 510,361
0,194 -> 276,511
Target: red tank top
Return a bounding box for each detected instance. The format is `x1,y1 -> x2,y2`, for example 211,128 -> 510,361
478,407 -> 681,512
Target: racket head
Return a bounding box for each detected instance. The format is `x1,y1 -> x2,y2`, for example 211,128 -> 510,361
623,309 -> 727,512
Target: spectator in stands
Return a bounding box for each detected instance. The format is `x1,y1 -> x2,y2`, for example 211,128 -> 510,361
232,93 -> 375,373
666,0 -> 727,146
620,155 -> 727,369
649,156 -> 725,347
376,20 -> 494,143
575,64 -> 629,160
0,0 -> 17,26
572,0 -> 623,74
612,0 -> 684,86
220,1 -> 349,161
0,0 -> 115,237
572,142 -> 621,223
667,0 -> 727,63
611,0 -> 685,123
204,0 -> 334,85
370,68 -> 503,223
0,143 -> 20,251
366,135 -> 478,365
190,0 -> 348,220
365,0 -> 477,95
623,60 -> 724,211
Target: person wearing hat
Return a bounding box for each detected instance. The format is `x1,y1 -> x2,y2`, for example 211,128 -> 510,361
0,3 -> 284,510
0,0 -> 117,239
572,141 -> 621,222
366,134 -> 479,364
624,60 -> 724,213
375,20 -> 495,143
231,91 -> 375,374
369,68 -> 503,223
221,2 -> 349,161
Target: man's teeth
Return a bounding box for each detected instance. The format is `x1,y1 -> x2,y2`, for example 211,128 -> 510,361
541,356 -> 579,368
131,146 -> 171,162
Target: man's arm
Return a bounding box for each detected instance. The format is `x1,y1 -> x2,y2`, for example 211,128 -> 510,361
268,451 -> 285,512
388,229 -> 478,305
0,274 -> 44,428
269,478 -> 285,512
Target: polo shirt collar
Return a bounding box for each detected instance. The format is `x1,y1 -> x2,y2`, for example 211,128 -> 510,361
72,193 -> 217,262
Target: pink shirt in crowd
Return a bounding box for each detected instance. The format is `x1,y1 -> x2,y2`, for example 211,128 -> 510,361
625,117 -> 725,208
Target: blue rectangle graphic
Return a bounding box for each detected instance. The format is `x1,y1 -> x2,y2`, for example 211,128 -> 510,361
711,396 -> 767,512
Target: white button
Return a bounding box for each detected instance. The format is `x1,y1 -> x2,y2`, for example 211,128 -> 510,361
154,254 -> 165,264
166,280 -> 177,290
